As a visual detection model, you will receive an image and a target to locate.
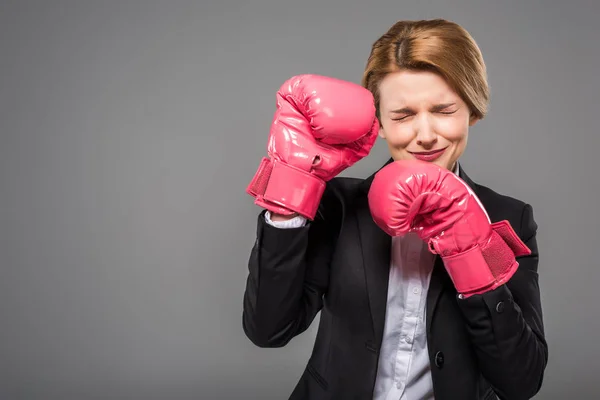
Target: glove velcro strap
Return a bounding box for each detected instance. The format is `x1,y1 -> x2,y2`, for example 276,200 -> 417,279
441,220 -> 530,297
490,220 -> 532,257
246,157 -> 325,220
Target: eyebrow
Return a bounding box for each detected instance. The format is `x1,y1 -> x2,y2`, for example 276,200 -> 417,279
390,103 -> 456,113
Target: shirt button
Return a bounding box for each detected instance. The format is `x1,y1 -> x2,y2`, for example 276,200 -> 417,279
413,287 -> 419,294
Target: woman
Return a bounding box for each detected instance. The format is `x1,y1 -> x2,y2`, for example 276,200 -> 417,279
243,19 -> 547,400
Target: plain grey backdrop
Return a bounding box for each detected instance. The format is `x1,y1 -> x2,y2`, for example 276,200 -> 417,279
1,0 -> 598,399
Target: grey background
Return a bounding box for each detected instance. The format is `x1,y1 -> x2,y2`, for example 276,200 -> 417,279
1,0 -> 598,399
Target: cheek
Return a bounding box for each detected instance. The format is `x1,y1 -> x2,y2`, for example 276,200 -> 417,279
381,124 -> 414,148
435,118 -> 469,142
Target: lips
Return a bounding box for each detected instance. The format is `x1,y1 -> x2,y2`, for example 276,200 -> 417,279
408,147 -> 447,162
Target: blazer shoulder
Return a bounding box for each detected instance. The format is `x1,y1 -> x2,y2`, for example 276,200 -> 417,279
313,176 -> 366,221
328,176 -> 365,192
473,182 -> 537,238
328,176 -> 370,204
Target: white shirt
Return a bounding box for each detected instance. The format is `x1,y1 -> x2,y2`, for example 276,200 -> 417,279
372,232 -> 435,400
263,163 -> 460,400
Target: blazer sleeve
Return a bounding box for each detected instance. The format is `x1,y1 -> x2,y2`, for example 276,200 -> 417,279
242,186 -> 341,348
456,203 -> 548,400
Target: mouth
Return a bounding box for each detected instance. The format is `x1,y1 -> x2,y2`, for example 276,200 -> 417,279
408,147 -> 448,162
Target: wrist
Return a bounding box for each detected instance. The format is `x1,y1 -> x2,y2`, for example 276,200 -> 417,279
270,212 -> 299,222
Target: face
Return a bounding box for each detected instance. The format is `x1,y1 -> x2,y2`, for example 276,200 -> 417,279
377,69 -> 479,171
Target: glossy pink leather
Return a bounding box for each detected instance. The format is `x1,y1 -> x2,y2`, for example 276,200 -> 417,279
247,74 -> 379,220
368,159 -> 531,297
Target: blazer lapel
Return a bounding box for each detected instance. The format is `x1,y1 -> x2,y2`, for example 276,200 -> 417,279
357,158 -> 394,345
357,195 -> 391,346
426,256 -> 449,334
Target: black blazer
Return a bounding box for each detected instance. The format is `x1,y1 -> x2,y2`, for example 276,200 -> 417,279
242,159 -> 548,400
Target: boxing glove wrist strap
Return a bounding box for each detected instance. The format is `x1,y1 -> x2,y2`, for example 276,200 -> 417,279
433,220 -> 532,297
247,157 -> 326,220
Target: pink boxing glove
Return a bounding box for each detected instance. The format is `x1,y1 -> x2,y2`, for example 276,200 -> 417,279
367,159 -> 531,297
246,74 -> 379,220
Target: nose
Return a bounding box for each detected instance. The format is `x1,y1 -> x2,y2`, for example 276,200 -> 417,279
414,115 -> 437,147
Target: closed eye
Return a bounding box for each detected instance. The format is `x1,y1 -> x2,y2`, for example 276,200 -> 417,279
391,113 -> 413,121
391,110 -> 455,121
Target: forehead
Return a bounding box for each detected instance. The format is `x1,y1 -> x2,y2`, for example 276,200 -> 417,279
378,70 -> 460,108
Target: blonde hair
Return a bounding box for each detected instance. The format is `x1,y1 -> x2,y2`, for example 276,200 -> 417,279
362,19 -> 489,120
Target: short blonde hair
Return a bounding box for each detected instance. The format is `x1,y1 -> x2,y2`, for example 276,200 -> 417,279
362,19 -> 489,120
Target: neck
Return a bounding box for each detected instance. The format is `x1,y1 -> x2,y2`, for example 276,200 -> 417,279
451,161 -> 459,174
